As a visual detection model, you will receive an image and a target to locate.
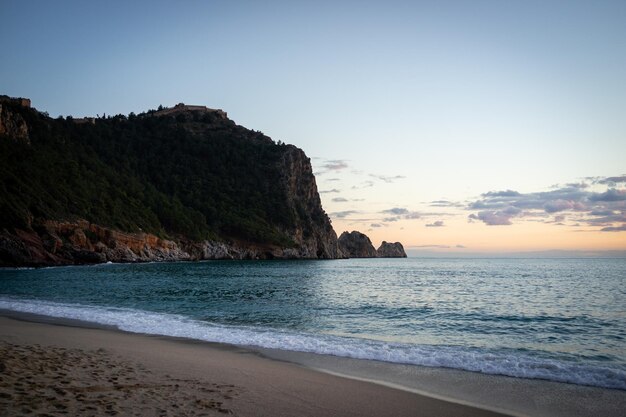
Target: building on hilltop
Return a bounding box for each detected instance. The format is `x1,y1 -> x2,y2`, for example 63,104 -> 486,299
153,103 -> 227,118
72,117 -> 96,125
0,95 -> 31,108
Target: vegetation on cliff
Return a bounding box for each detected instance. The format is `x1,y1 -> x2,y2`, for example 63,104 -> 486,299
0,100 -> 337,263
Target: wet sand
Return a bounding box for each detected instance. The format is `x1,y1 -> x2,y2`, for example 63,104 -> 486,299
0,315 -> 506,417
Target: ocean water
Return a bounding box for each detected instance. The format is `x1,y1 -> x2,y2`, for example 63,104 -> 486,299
0,258 -> 625,390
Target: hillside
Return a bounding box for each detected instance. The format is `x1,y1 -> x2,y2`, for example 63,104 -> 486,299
0,98 -> 341,265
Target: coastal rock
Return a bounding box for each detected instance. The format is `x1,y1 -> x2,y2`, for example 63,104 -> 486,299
278,146 -> 342,259
0,233 -> 36,265
188,241 -> 234,260
338,231 -> 377,258
376,241 -> 407,258
0,99 -> 343,266
0,220 -> 191,267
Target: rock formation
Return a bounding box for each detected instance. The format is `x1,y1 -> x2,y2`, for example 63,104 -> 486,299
278,146 -> 341,259
0,101 -> 29,144
338,232 -> 408,259
0,220 -> 189,266
376,241 -> 407,258
0,98 -> 342,266
0,219 -> 342,266
0,97 -> 408,266
338,231 -> 377,258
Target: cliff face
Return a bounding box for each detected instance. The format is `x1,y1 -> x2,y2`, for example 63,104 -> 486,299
278,146 -> 341,259
0,99 -> 342,266
376,241 -> 407,258
338,231 -> 377,258
0,102 -> 29,144
0,221 -> 189,266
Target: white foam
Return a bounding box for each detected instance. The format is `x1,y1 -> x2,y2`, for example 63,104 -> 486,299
1,297 -> 624,390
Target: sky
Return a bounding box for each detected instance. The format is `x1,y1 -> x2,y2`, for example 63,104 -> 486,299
1,0 -> 625,254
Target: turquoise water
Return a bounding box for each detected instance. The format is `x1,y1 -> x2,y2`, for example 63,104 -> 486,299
1,258 -> 625,389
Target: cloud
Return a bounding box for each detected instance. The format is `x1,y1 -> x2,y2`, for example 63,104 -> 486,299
426,220 -> 445,227
377,208 -> 450,222
315,159 -> 349,176
379,207 -> 424,221
467,180 -> 626,231
320,189 -> 340,194
601,224 -> 626,232
565,182 -> 590,189
410,244 -> 466,249
325,178 -> 341,182
543,199 -> 586,213
590,209 -> 615,216
429,200 -> 464,208
351,181 -> 374,190
381,208 -> 409,215
369,174 -> 406,183
332,197 -> 348,202
597,175 -> 626,185
585,214 -> 626,225
589,189 -> 626,202
469,207 -> 522,226
322,160 -> 348,171
370,223 -> 384,228
330,210 -> 359,218
483,190 -> 522,197
469,186 -> 589,211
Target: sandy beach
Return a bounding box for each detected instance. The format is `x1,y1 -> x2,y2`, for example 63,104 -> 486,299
1,313 -> 625,417
0,314 -> 508,417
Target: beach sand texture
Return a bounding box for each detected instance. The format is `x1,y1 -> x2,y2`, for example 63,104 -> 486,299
0,316 -> 506,417
0,341 -> 236,416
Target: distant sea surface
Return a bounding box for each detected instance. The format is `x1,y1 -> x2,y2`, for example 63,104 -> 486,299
1,258 -> 625,390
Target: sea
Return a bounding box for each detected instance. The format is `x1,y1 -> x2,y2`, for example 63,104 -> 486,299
1,258 -> 625,391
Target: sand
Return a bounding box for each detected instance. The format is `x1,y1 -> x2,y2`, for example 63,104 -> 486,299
1,314 -> 625,417
0,315 -> 507,417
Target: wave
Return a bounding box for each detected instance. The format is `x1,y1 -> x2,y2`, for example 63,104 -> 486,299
1,297 -> 624,390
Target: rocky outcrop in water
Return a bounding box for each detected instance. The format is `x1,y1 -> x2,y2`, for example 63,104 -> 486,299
337,231 -> 407,259
376,241 -> 407,258
337,231 -> 377,258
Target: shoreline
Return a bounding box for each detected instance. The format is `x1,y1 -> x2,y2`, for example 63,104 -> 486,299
1,311 -> 625,416
1,313 -> 506,417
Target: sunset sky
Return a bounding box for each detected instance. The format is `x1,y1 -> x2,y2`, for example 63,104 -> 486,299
2,1 -> 624,254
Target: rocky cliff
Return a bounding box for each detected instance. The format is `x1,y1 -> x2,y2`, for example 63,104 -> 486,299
0,98 -> 342,266
0,219 -> 341,267
0,220 -> 188,266
278,146 -> 342,259
0,101 -> 29,144
376,241 -> 407,258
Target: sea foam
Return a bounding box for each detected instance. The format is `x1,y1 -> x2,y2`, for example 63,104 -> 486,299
1,297 -> 625,390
